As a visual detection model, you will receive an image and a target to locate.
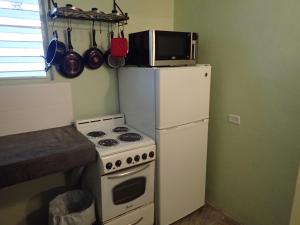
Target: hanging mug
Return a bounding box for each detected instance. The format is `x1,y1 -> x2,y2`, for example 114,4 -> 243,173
111,23 -> 128,58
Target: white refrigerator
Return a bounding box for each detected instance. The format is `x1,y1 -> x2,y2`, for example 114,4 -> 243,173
118,65 -> 211,225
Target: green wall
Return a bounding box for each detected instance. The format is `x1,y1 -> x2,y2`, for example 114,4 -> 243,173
174,1 -> 300,225
0,1 -> 173,224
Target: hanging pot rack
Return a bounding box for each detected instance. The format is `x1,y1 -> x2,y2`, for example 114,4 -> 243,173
47,0 -> 129,24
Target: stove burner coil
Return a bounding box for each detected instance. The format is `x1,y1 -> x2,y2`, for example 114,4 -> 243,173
113,126 -> 129,133
87,131 -> 106,138
118,133 -> 142,142
98,139 -> 118,147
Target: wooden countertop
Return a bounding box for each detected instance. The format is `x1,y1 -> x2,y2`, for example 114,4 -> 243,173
0,126 -> 97,189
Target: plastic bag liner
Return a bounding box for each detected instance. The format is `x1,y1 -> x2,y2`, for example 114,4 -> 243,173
49,190 -> 96,225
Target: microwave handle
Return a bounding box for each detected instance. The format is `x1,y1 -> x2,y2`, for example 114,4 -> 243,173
192,40 -> 197,60
107,164 -> 150,179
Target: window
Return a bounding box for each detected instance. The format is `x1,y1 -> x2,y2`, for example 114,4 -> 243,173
0,0 -> 46,78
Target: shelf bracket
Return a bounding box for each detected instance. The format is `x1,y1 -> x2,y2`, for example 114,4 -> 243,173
112,0 -> 127,18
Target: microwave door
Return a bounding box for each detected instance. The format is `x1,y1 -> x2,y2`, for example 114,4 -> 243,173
154,31 -> 191,66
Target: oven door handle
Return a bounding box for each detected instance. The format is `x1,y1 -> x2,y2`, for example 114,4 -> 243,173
127,217 -> 143,225
107,164 -> 150,179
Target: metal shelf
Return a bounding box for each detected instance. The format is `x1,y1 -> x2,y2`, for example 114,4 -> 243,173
48,0 -> 129,24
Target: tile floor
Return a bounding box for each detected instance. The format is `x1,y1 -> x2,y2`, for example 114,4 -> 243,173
171,204 -> 241,225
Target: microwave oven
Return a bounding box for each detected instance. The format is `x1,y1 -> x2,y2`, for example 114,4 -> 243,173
126,30 -> 198,67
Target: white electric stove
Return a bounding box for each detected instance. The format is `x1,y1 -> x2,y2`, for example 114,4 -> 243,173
77,114 -> 155,225
76,114 -> 155,175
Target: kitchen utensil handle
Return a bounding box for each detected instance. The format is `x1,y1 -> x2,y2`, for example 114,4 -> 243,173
53,30 -> 58,39
111,31 -> 114,39
127,217 -> 143,225
45,63 -> 51,72
92,28 -> 97,47
107,164 -> 150,179
117,22 -> 120,37
50,0 -> 57,8
67,27 -> 73,51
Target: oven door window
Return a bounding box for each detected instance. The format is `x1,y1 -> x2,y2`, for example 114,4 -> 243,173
113,177 -> 146,205
155,31 -> 191,60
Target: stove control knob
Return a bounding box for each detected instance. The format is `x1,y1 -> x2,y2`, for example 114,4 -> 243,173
127,157 -> 133,164
142,153 -> 148,160
134,155 -> 140,162
106,162 -> 113,170
115,160 -> 122,167
149,151 -> 155,158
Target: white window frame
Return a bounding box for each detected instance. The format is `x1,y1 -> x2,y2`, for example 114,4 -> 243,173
0,0 -> 50,80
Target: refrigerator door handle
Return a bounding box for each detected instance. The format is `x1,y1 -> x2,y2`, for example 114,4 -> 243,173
192,118 -> 209,123
201,118 -> 209,123
158,119 -> 209,131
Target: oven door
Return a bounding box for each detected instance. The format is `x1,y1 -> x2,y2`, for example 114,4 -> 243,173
101,161 -> 155,222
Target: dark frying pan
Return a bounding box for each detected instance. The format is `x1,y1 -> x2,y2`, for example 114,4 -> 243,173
83,21 -> 104,69
104,31 -> 125,69
56,27 -> 84,78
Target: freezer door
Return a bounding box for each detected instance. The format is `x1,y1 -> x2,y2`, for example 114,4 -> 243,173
156,120 -> 208,225
156,65 -> 211,129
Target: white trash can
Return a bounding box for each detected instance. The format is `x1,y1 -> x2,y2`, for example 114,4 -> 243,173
49,190 -> 96,225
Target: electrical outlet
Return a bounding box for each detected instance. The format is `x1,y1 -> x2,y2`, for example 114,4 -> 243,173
228,114 -> 241,125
